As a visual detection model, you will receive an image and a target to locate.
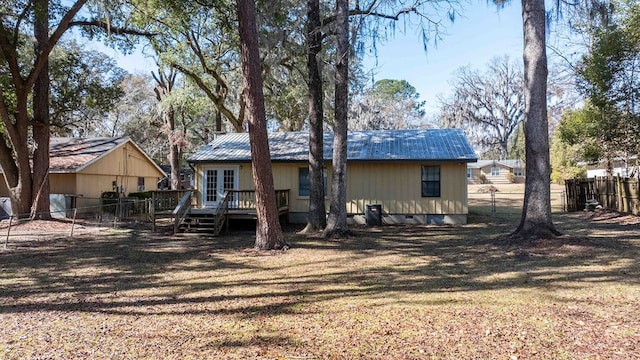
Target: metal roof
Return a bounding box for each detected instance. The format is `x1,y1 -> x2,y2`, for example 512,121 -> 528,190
188,129 -> 478,163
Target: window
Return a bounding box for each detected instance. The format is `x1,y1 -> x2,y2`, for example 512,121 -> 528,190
490,166 -> 500,176
466,168 -> 472,179
206,169 -> 218,202
421,166 -> 440,197
137,177 -> 145,191
299,167 -> 327,197
513,167 -> 523,177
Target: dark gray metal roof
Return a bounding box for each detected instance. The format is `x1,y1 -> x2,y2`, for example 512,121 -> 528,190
468,159 -> 524,169
188,129 -> 478,163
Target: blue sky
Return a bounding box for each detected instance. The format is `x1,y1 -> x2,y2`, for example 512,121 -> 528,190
362,1 -> 524,117
108,1 -> 524,118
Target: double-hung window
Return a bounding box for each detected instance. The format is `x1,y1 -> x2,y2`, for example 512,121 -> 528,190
421,166 -> 440,197
299,167 -> 327,197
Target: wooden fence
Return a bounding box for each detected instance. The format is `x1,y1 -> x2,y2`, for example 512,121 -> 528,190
565,176 -> 640,214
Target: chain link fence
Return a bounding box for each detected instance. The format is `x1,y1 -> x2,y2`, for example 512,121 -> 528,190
468,186 -> 567,222
1,197 -> 162,250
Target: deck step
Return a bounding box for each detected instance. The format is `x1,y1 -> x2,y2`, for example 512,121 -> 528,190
177,211 -> 225,235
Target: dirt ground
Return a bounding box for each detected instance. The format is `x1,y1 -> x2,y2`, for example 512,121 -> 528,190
1,207 -> 639,359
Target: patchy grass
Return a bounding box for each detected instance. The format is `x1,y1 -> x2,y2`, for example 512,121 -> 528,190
1,209 -> 639,359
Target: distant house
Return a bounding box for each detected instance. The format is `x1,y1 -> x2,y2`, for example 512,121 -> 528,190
582,156 -> 639,178
158,165 -> 194,190
467,159 -> 525,184
0,137 -> 166,218
187,129 -> 478,225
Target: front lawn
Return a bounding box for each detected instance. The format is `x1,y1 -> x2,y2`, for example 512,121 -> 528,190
1,210 -> 639,359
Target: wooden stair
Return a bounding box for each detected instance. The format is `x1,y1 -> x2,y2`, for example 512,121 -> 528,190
176,193 -> 229,236
172,190 -> 290,236
177,211 -> 224,234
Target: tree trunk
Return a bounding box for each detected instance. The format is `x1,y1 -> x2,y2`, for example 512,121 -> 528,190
152,68 -> 183,190
324,0 -> 350,237
31,0 -> 51,219
237,0 -> 287,250
513,0 -> 560,239
0,0 -> 87,218
3,99 -> 33,218
301,0 -> 327,233
168,113 -> 182,190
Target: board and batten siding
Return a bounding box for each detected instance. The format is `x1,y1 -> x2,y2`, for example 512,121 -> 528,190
345,162 -> 467,215
193,161 -> 468,217
75,142 -> 163,198
50,174 -> 76,194
192,163 -> 311,210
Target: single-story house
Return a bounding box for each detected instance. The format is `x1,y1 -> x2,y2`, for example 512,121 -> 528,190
467,159 -> 525,184
187,129 -> 478,225
581,156 -> 639,178
1,137 -> 166,218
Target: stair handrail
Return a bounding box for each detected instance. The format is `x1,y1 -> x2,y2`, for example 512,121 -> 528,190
213,191 -> 231,235
172,191 -> 193,234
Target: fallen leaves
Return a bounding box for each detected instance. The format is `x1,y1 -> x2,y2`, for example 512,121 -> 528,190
1,211 -> 639,359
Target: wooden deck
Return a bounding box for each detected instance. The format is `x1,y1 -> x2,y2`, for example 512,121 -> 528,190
165,189 -> 290,235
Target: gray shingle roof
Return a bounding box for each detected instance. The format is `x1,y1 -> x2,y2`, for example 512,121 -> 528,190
1,137 -> 166,176
188,129 -> 478,163
467,159 -> 524,169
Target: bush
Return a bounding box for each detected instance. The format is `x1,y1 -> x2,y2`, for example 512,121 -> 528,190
505,172 -> 516,183
478,173 -> 487,184
551,166 -> 588,184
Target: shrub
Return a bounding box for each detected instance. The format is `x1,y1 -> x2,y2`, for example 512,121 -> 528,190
505,172 -> 516,183
478,173 -> 487,184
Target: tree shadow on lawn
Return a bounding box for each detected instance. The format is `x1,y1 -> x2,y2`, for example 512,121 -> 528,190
0,211 -> 638,318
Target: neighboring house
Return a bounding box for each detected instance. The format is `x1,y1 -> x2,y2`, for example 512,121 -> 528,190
187,129 -> 478,225
467,159 -> 525,184
0,137 -> 166,218
581,156 -> 639,178
158,165 -> 195,190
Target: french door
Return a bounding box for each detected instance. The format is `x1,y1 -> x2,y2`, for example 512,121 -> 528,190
202,166 -> 238,207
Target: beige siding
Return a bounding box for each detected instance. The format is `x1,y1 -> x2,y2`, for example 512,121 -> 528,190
75,174 -> 159,198
271,163 -> 333,213
193,163 -> 306,209
468,164 -> 524,184
82,142 -> 164,178
193,161 -> 468,215
76,142 -> 163,197
346,162 -> 467,215
1,141 -> 162,203
50,174 -> 77,194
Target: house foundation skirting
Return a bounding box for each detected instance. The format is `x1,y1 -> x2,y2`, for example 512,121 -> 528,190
288,212 -> 467,225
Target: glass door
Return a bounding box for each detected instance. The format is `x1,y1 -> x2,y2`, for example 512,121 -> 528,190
202,167 -> 238,207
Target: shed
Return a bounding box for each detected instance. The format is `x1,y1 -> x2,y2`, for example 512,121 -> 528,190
0,137 -> 166,217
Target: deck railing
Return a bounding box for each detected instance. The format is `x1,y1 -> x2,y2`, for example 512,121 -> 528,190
172,191 -> 193,234
151,190 -> 190,213
225,189 -> 290,211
